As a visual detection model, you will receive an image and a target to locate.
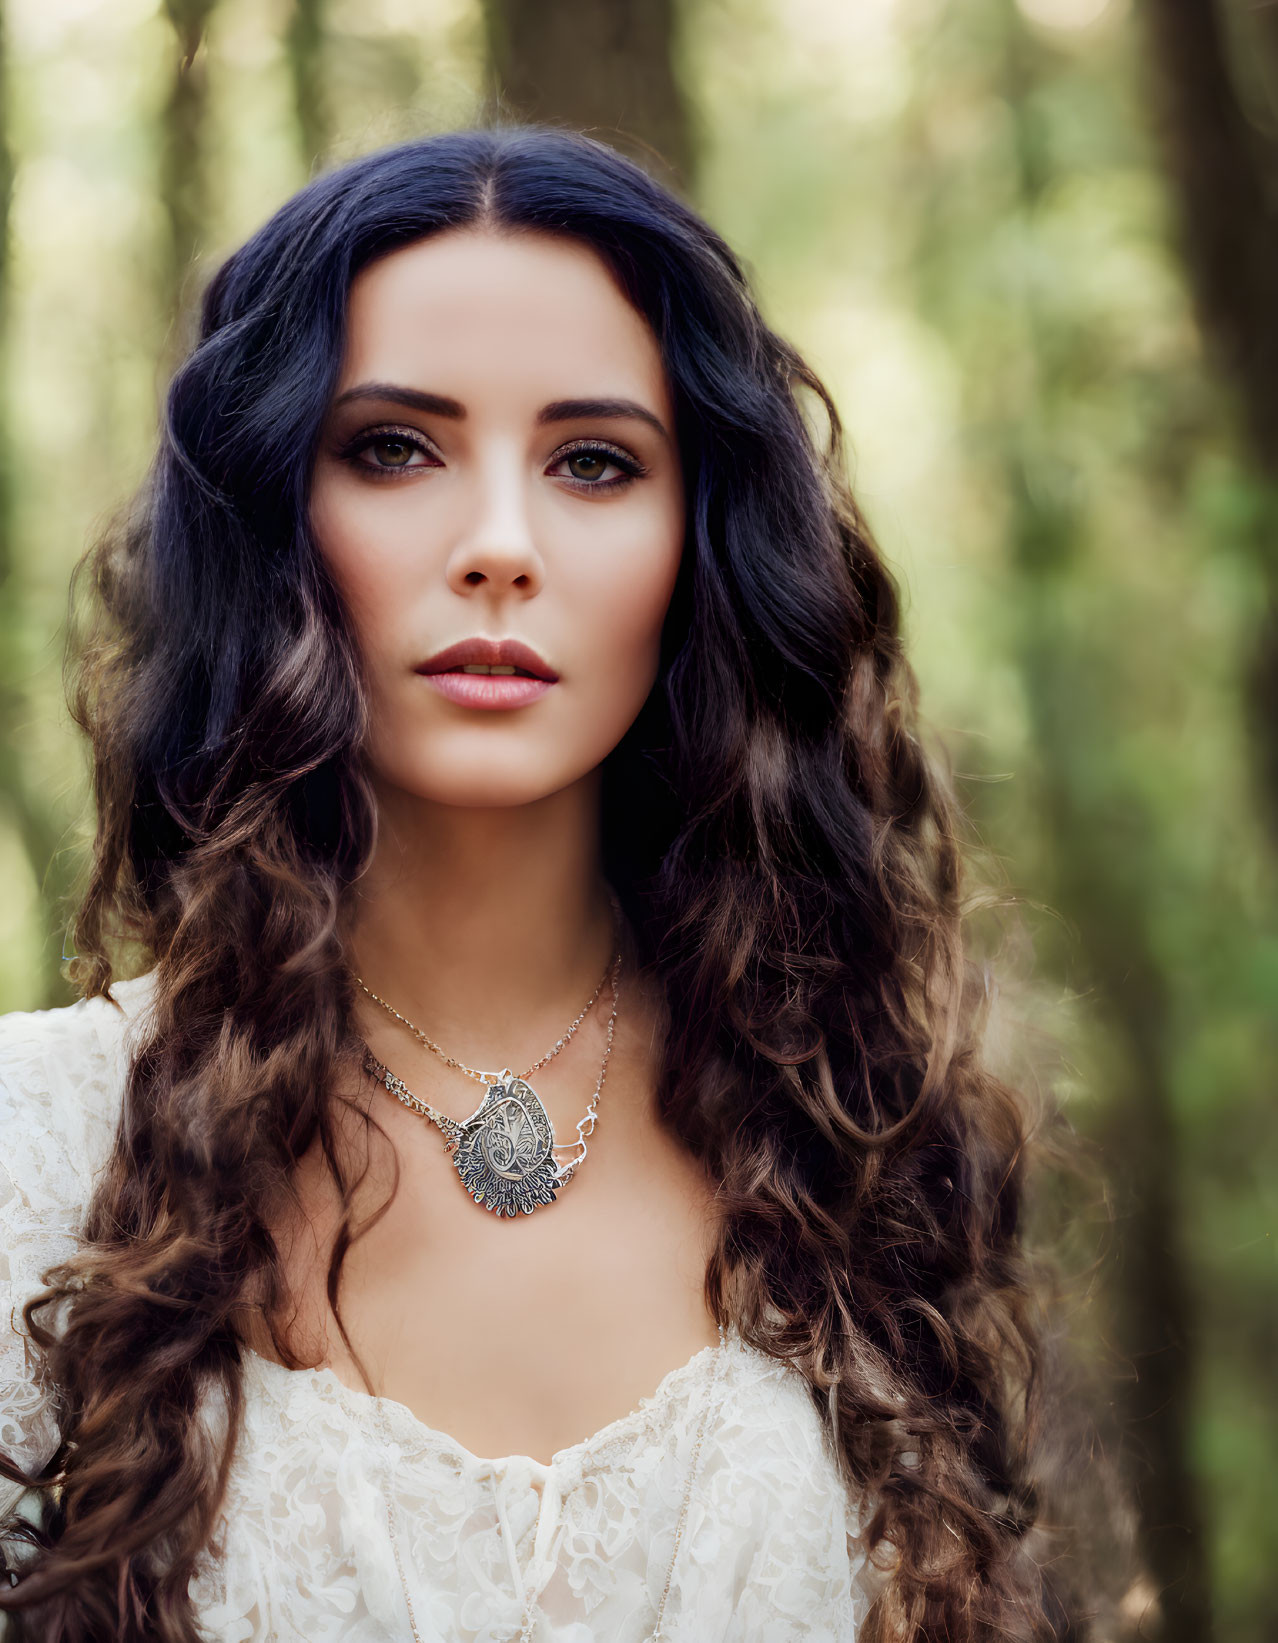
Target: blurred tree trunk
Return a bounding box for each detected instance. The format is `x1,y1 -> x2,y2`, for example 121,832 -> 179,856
1008,492 -> 1213,1643
480,0 -> 692,188
0,1 -> 74,1006
286,0 -> 331,179
160,0 -> 217,340
1000,20 -> 1214,1642
1136,0 -> 1278,845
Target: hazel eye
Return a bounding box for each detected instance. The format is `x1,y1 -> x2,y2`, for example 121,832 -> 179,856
549,441 -> 646,491
368,436 -> 420,468
338,424 -> 441,477
567,450 -> 609,482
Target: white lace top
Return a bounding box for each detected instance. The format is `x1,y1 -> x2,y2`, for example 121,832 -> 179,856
0,978 -> 882,1641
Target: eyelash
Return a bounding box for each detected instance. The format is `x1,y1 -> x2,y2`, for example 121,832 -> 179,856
337,425 -> 648,491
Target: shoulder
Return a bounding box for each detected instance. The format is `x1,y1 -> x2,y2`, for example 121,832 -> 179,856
0,971 -> 158,1214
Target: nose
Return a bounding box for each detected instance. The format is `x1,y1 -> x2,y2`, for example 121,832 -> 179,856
444,446 -> 545,601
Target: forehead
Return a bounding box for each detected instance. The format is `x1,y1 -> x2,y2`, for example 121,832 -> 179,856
337,227 -> 670,414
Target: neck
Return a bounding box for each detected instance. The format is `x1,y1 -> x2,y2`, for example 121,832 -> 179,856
347,769 -> 617,1066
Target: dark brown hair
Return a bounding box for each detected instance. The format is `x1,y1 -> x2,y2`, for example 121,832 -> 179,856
1,125 -> 1114,1640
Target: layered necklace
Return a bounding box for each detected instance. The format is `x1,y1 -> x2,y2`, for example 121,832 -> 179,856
354,912 -> 622,1219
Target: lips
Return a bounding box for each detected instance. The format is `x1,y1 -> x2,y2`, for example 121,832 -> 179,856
416,637 -> 558,682
415,636 -> 558,712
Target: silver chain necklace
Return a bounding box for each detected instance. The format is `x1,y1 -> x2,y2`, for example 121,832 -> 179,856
355,937 -> 622,1218
355,934 -> 617,1087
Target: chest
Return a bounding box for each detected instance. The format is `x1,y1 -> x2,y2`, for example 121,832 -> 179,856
204,1327 -> 867,1643
256,1056 -> 724,1465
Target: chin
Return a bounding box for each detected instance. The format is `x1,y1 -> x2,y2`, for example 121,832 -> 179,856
373,755 -> 597,811
421,777 -> 578,809
367,715 -> 635,812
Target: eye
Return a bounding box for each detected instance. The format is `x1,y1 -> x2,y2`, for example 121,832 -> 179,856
548,440 -> 646,492
339,425 -> 441,476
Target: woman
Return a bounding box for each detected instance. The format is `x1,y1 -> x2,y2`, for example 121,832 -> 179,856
0,126 -> 1064,1640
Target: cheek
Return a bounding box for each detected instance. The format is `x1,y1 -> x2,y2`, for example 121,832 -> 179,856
568,505 -> 683,718
309,483 -> 425,634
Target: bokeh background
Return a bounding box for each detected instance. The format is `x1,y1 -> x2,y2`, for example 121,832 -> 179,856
0,0 -> 1273,1636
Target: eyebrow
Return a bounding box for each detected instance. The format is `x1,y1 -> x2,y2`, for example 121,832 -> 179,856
538,398 -> 668,441
332,382 -> 669,441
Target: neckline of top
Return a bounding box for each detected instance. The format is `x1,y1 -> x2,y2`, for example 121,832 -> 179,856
240,1324 -> 751,1475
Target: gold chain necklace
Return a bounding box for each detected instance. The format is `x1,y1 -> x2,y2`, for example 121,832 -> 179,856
354,928 -> 622,1218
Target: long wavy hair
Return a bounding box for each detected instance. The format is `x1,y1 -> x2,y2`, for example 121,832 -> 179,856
1,125 -> 1097,1640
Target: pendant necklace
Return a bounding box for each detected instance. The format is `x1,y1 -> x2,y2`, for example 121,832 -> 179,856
354,931 -> 622,1219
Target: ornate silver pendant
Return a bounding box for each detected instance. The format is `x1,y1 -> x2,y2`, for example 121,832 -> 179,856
446,1070 -> 561,1217
364,1053 -> 567,1217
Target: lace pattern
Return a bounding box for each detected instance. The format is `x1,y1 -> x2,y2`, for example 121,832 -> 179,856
0,978 -> 882,1641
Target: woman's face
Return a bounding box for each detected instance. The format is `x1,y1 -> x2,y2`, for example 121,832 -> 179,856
309,227 -> 685,809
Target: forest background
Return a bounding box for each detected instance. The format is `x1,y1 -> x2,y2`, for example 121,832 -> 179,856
0,0 -> 1273,1638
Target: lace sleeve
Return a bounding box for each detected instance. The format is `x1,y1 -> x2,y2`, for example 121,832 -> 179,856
0,982 -> 149,1525
0,1017 -> 78,1524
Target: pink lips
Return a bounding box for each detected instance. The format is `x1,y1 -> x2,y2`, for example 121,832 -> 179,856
415,636 -> 558,712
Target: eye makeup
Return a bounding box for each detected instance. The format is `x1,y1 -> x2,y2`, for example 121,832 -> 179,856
548,438 -> 649,492
334,424 -> 649,491
335,423 -> 442,476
